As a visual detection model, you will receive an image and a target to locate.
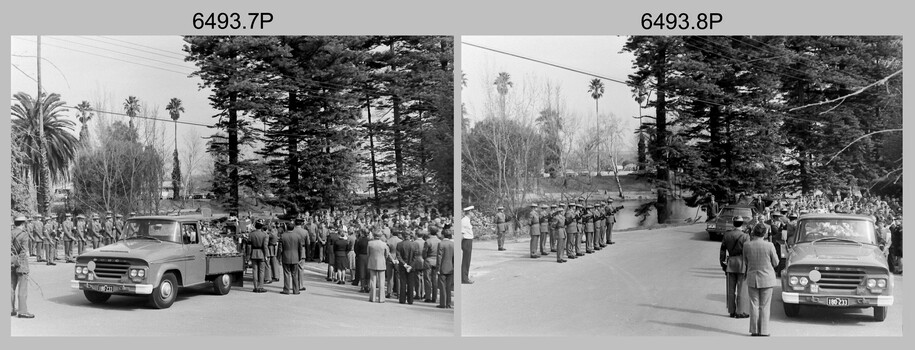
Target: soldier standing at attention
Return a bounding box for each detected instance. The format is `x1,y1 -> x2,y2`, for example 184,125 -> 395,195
89,214 -> 103,249
114,214 -> 125,242
290,217 -> 310,291
583,206 -> 595,254
61,213 -> 75,262
574,204 -> 585,257
538,204 -> 550,256
30,215 -> 44,262
606,199 -> 618,245
248,220 -> 269,293
12,215 -> 35,319
721,216 -> 750,319
42,216 -> 57,265
495,206 -> 507,251
548,205 -> 559,253
75,214 -> 88,255
103,212 -> 114,246
554,207 -> 567,263
528,204 -> 541,259
565,203 -> 579,259
594,203 -> 605,250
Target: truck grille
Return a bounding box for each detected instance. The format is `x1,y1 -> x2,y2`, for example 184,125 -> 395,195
94,261 -> 130,279
817,269 -> 865,290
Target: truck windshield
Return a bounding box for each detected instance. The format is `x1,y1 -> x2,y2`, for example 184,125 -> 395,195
796,219 -> 876,245
123,220 -> 181,243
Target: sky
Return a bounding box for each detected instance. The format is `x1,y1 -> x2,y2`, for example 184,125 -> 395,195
10,35 -> 218,158
461,36 -> 641,134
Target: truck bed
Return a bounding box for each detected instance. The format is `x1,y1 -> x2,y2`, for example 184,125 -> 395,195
206,254 -> 244,275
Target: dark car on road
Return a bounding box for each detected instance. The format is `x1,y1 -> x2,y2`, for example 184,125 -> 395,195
705,205 -> 755,240
780,213 -> 894,321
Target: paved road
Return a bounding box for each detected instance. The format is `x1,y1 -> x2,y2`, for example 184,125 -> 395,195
462,224 -> 903,336
11,259 -> 453,336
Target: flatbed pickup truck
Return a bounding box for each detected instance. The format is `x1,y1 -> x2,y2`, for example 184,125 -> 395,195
71,215 -> 244,309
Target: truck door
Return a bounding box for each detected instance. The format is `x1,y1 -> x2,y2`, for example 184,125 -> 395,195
182,222 -> 207,285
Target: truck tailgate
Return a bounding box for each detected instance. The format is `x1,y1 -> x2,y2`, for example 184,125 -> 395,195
206,255 -> 244,275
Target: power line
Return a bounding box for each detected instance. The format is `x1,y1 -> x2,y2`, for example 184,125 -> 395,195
11,54 -> 71,89
77,36 -> 189,62
14,37 -> 192,76
100,36 -> 187,59
462,41 -> 628,85
10,63 -> 47,94
48,36 -> 195,70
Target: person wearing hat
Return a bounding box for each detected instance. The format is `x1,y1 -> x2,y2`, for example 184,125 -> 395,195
538,204 -> 550,256
547,205 -> 558,253
114,214 -> 125,243
461,206 -> 475,284
248,220 -> 269,293
422,225 -> 442,303
527,204 -> 541,259
367,230 -> 392,302
89,214 -> 103,250
11,215 -> 34,319
594,203 -> 605,250
61,213 -> 76,262
720,215 -> 750,319
102,212 -> 114,246
278,217 -> 307,295
553,207 -> 568,263
42,216 -> 58,265
494,206 -> 507,251
30,215 -> 44,262
564,204 -> 580,259
75,214 -> 88,255
583,205 -> 596,254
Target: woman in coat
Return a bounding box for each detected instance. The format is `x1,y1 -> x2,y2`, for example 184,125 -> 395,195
333,229 -> 350,285
743,223 -> 780,336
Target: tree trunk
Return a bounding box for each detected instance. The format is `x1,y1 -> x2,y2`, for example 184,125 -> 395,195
287,90 -> 300,192
610,156 -> 623,198
393,94 -> 403,180
653,43 -> 673,224
367,99 -> 380,209
228,92 -> 240,213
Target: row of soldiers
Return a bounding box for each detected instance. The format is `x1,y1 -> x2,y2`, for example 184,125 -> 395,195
497,197 -> 624,263
18,212 -> 131,265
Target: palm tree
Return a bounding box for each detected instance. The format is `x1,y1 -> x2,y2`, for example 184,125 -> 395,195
123,96 -> 141,130
11,92 -> 79,214
166,98 -> 184,199
75,100 -> 93,144
588,78 -> 605,172
493,72 -> 513,118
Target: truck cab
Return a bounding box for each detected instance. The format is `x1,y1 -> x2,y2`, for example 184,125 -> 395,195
780,213 -> 894,321
71,215 -> 244,309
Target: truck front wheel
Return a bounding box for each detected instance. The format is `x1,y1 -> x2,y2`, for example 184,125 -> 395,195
84,290 -> 111,304
874,306 -> 888,322
150,273 -> 178,309
213,273 -> 232,295
783,303 -> 800,317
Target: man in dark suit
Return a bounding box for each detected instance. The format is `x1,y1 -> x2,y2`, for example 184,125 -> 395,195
386,230 -> 402,298
436,228 -> 454,309
248,221 -> 269,293
279,220 -> 306,294
720,216 -> 750,318
396,232 -> 420,304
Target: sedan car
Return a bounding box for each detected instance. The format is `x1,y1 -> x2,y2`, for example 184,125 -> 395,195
705,205 -> 755,240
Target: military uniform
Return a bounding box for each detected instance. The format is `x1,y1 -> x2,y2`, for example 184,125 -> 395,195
553,208 -> 567,263
30,216 -> 44,261
583,207 -> 595,253
61,214 -> 76,261
114,215 -> 125,242
495,208 -> 507,251
89,215 -> 103,249
12,216 -> 34,318
538,205 -> 549,255
720,217 -> 750,318
606,200 -> 618,245
594,203 -> 605,250
248,226 -> 269,293
75,215 -> 88,255
42,217 -> 58,265
103,214 -> 114,246
528,204 -> 540,258
565,205 -> 579,259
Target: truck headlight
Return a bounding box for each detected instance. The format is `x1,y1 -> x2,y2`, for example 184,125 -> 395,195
707,223 -> 716,229
130,269 -> 138,277
867,279 -> 876,288
138,269 -> 145,277
80,266 -> 89,275
789,276 -> 798,285
799,277 -> 808,286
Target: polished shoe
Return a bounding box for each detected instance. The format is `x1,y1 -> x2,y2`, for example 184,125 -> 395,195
759,334 -> 770,337
16,313 -> 34,319
608,242 -> 616,245
300,287 -> 307,291
729,313 -> 737,318
280,291 -> 291,295
577,253 -> 585,256
541,252 -> 549,256
436,305 -> 448,309
586,251 -> 593,254
550,249 -> 556,252
424,299 -> 433,303
11,311 -> 17,317
264,281 -> 272,284
47,262 -> 57,266
751,333 -> 759,337
498,248 -> 506,251
462,280 -> 474,284
273,278 -> 280,282
530,255 -> 540,259
736,313 -> 749,319
293,292 -> 301,295
386,293 -> 391,298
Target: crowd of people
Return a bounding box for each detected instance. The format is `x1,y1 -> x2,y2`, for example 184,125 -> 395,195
212,209 -> 455,308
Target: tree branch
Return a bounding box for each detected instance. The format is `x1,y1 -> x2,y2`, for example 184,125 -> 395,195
788,69 -> 902,112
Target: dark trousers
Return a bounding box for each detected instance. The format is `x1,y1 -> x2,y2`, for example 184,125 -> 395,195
439,273 -> 453,308
556,235 -> 566,261
461,238 -> 472,283
63,240 -> 73,259
11,269 -> 28,314
726,272 -> 749,315
606,222 -> 614,243
529,234 -> 540,256
251,259 -> 266,290
282,263 -> 300,293
357,254 -> 369,288
584,231 -> 594,252
540,230 -> 549,253
77,240 -> 86,255
314,241 -> 325,262
386,261 -> 398,295
424,265 -> 439,301
398,267 -> 417,304
549,230 -> 557,251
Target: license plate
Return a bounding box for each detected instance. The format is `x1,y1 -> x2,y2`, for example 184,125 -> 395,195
827,298 -> 848,306
97,284 -> 113,293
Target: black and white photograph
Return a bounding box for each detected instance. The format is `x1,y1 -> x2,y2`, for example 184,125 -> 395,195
460,36 -> 903,336
10,35 -> 455,336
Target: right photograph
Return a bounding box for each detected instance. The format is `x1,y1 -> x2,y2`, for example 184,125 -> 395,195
459,36 -> 903,336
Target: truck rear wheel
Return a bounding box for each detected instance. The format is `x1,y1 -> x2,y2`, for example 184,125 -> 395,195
874,306 -> 888,322
84,290 -> 111,304
213,273 -> 232,295
783,303 -> 800,317
150,273 -> 178,309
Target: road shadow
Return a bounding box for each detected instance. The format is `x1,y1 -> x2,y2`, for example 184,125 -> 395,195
690,267 -> 726,279
690,230 -> 717,241
705,293 -> 727,302
648,320 -> 747,336
638,303 -> 729,318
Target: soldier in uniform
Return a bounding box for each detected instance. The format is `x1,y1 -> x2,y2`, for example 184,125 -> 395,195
30,215 -> 44,261
42,216 -> 57,265
574,204 -> 585,256
594,203 -> 605,250
528,203 -> 541,259
114,214 -> 125,242
61,213 -> 76,262
606,199 -> 618,245
75,214 -> 88,255
495,206 -> 507,251
720,216 -> 750,319
89,214 -> 103,249
12,215 -> 35,318
265,222 -> 280,284
538,204 -> 550,256
248,220 -> 269,293
565,203 -> 579,259
583,205 -> 595,254
548,205 -> 558,253
103,212 -> 115,246
553,206 -> 567,263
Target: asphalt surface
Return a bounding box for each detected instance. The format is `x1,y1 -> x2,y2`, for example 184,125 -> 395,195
462,224 -> 904,336
11,257 -> 453,336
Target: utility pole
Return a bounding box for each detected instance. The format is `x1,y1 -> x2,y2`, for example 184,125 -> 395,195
37,35 -> 50,216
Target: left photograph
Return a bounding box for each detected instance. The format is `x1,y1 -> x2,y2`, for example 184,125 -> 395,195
10,35 -> 455,336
